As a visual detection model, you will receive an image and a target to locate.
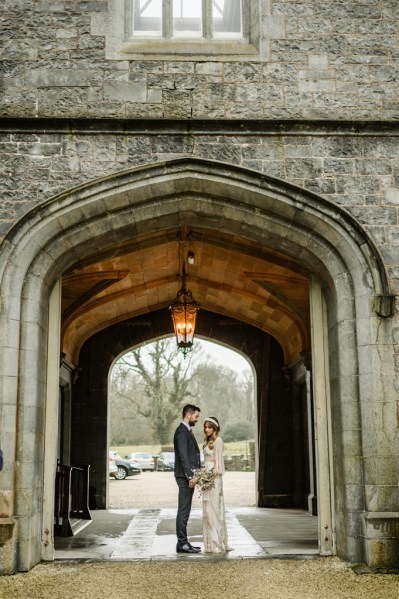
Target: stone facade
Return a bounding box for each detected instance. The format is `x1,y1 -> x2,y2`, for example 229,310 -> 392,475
1,1 -> 398,120
0,120 -> 399,293
0,0 -> 399,574
2,121 -> 399,289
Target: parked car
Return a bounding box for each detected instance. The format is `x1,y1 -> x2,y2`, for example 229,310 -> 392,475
156,451 -> 175,471
156,451 -> 204,471
109,451 -> 142,480
109,455 -> 118,478
125,452 -> 155,471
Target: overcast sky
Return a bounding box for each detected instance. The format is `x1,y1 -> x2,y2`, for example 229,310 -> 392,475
119,336 -> 252,380
194,338 -> 253,379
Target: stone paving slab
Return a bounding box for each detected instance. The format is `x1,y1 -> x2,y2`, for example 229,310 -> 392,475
55,507 -> 318,562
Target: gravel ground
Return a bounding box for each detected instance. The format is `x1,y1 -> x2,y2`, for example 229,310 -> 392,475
2,473 -> 398,598
1,558 -> 398,599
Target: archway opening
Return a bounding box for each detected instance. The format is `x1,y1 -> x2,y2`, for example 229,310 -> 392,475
108,336 -> 256,509
53,168 -> 327,560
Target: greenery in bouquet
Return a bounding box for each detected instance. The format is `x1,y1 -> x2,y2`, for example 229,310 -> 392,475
192,467 -> 216,495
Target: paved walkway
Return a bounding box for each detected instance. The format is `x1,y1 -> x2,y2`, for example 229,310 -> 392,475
55,506 -> 319,561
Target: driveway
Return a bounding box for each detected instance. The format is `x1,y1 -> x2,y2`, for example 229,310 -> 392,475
109,471 -> 256,509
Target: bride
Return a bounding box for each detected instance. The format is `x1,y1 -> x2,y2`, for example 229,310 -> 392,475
201,417 -> 231,553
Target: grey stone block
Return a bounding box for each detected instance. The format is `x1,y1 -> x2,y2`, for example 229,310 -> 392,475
104,81 -> 146,103
194,144 -> 242,164
224,63 -> 261,82
365,485 -> 399,512
349,207 -> 397,226
242,144 -> 282,161
195,62 -> 223,76
236,84 -> 282,102
162,90 -> 192,118
225,102 -> 264,118
285,158 -> 323,179
152,136 -> 193,154
147,88 -> 162,103
336,176 -> 380,195
164,62 -> 195,74
314,136 -> 362,156
30,69 -> 103,87
208,83 -> 236,101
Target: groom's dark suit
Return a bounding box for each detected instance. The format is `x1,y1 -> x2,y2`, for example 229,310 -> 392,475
174,422 -> 201,547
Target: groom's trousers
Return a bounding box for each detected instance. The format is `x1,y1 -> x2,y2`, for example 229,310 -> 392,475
175,477 -> 194,545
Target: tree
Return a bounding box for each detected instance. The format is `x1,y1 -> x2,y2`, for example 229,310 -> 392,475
111,338 -> 200,444
223,421 -> 254,442
109,338 -> 255,446
191,362 -> 255,433
109,372 -> 151,444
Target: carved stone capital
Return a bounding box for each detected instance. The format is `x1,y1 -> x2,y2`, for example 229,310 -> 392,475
300,350 -> 312,370
374,294 -> 396,318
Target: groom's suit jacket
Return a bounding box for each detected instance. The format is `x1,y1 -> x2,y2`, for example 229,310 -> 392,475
173,423 -> 201,480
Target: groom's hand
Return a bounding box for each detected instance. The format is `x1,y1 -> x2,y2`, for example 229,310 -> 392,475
189,479 -> 196,488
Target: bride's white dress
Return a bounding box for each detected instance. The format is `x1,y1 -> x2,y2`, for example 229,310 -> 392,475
202,437 -> 231,553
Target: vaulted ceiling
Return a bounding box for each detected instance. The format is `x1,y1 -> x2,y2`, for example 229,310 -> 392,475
61,227 -> 310,365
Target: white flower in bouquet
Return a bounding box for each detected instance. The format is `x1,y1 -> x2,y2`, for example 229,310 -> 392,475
192,467 -> 216,495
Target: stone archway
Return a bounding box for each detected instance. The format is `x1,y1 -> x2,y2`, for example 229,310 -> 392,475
0,158 -> 394,573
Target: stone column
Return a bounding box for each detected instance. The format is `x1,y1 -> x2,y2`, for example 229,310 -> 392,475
305,368 -> 317,515
256,335 -> 270,507
59,356 -> 74,466
290,355 -> 314,511
309,277 -> 334,555
41,281 -> 61,562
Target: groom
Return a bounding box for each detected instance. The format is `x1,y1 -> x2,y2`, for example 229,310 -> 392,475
174,403 -> 201,553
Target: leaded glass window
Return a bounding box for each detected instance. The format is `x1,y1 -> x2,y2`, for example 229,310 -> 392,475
132,0 -> 243,39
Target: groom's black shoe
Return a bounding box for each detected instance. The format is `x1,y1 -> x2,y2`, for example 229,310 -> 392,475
176,543 -> 200,554
188,543 -> 201,551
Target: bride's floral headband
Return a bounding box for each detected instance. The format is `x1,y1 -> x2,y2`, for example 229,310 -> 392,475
205,417 -> 219,429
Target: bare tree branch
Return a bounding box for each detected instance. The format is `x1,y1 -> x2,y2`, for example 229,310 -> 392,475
114,389 -> 151,418
111,338 -> 201,443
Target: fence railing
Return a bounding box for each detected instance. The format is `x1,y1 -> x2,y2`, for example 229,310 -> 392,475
54,461 -> 92,537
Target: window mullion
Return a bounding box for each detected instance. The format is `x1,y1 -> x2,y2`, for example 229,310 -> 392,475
203,0 -> 212,39
164,0 -> 172,39
242,0 -> 249,40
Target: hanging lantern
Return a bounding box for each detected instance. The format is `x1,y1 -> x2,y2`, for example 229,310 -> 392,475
169,261 -> 200,357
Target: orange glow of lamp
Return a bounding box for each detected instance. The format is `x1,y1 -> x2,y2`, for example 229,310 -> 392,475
169,261 -> 199,357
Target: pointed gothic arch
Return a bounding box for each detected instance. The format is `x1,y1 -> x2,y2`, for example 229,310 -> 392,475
0,158 -> 394,573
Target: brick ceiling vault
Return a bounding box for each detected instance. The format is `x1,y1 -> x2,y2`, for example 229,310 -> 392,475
61,227 -> 310,366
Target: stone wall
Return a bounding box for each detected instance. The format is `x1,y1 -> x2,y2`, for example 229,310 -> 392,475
1,121 -> 399,292
0,1 -> 398,120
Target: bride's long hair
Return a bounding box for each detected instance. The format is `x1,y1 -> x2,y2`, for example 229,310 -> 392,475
203,417 -> 220,450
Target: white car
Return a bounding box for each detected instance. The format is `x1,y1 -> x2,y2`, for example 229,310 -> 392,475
125,452 -> 155,471
109,455 -> 118,478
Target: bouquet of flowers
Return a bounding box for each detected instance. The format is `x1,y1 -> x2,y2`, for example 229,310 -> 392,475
192,467 -> 216,495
